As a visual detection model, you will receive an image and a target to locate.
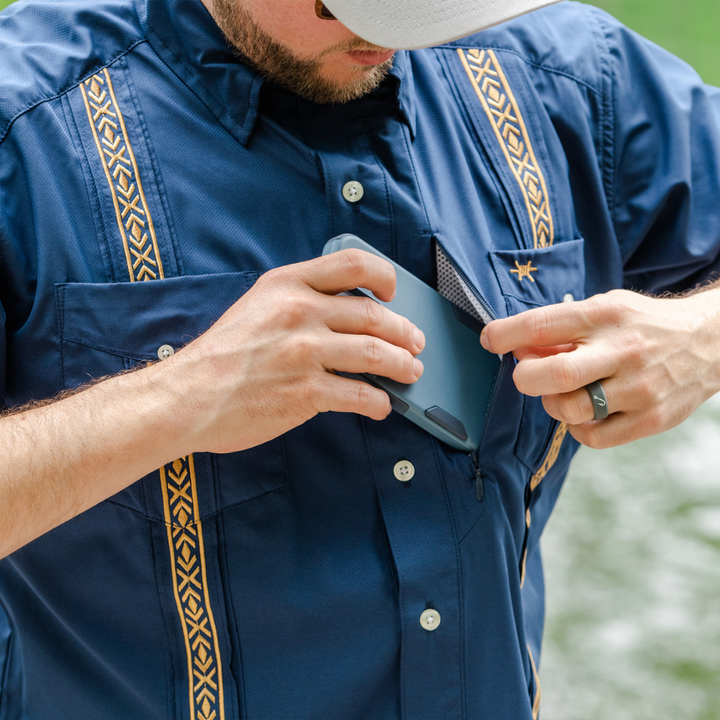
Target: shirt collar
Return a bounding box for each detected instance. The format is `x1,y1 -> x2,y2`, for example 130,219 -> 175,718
137,0 -> 417,145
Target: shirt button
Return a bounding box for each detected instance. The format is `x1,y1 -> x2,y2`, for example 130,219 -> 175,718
562,293 -> 575,303
420,609 -> 441,631
393,460 -> 415,482
157,344 -> 175,360
342,181 -> 364,203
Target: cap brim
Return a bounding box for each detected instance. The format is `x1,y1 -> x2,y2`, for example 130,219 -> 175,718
322,0 -> 561,50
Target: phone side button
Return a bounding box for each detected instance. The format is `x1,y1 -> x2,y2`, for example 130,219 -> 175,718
425,406 -> 469,442
387,392 -> 410,416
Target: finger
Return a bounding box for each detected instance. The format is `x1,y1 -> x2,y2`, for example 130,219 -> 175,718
321,294 -> 425,354
542,380 -> 618,425
567,410 -> 652,450
513,342 -> 618,396
294,249 -> 398,302
481,302 -> 595,355
313,373 -> 392,421
321,334 -> 424,385
513,344 -> 575,361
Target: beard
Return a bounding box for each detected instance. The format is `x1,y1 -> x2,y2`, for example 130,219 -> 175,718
212,0 -> 394,104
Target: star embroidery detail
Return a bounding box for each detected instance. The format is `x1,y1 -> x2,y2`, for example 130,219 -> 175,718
511,260 -> 538,283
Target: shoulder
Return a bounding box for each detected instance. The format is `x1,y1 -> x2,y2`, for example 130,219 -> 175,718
0,0 -> 144,143
433,1 -> 621,95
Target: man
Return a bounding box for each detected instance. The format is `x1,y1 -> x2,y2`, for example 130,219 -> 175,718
0,0 -> 719,717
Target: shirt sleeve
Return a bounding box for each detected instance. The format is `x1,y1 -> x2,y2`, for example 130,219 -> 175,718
598,8 -> 720,294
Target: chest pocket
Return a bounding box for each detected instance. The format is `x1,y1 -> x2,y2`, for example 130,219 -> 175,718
491,238 -> 586,469
55,272 -> 290,521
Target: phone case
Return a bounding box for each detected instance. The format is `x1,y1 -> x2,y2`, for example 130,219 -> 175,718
323,234 -> 501,452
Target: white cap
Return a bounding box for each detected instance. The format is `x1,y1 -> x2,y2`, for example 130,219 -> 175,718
322,0 -> 561,50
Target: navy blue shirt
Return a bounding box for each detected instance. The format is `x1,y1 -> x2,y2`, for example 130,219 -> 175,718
0,0 -> 719,718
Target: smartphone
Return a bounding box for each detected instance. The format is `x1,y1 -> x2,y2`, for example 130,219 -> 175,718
323,234 -> 500,452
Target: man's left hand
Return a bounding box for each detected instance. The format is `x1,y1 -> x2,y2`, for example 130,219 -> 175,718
480,287 -> 720,448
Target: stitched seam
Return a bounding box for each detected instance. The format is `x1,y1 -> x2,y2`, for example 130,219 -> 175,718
120,55 -> 183,277
586,7 -> 617,230
439,45 -> 603,97
0,39 -> 146,147
360,98 -> 397,260
62,337 -> 149,361
144,23 -> 248,144
61,93 -> 117,283
430,440 -> 468,719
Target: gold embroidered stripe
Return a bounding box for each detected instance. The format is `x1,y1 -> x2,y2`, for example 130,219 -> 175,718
527,644 -> 542,720
458,48 -> 555,249
81,69 -> 225,720
530,422 -> 568,491
521,422 -> 568,589
80,69 -> 164,282
161,457 -> 226,720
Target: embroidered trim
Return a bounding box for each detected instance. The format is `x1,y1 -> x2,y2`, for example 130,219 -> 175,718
80,69 -> 224,720
458,49 -> 555,249
530,422 -> 568,491
527,644 -> 542,720
520,422 -> 568,588
80,70 -> 165,281
511,260 -> 538,283
161,457 -> 226,720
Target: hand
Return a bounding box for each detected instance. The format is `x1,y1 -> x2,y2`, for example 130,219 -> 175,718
480,288 -> 720,448
159,249 -> 425,454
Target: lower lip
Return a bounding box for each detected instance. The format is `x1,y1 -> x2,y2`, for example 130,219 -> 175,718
346,50 -> 396,66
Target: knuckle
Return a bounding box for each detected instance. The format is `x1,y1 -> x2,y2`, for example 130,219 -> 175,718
361,298 -> 383,328
340,249 -> 370,282
634,375 -> 654,404
584,426 -> 606,450
260,266 -> 287,289
551,355 -> 581,392
364,337 -> 383,367
527,309 -> 552,344
558,393 -> 586,424
355,381 -> 374,410
291,334 -> 316,364
644,406 -> 666,434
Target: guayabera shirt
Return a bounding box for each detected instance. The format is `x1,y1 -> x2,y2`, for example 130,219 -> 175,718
0,0 -> 719,717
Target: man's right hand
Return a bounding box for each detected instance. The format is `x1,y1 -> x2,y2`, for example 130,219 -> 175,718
158,249 -> 425,455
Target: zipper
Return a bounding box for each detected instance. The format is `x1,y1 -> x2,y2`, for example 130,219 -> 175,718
434,237 -> 504,470
469,450 -> 484,502
434,237 -> 498,325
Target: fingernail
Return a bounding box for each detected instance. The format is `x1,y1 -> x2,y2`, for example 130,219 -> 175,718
413,327 -> 425,352
413,358 -> 424,378
480,331 -> 490,351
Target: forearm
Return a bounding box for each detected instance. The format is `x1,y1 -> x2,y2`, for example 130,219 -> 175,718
0,363 -> 185,558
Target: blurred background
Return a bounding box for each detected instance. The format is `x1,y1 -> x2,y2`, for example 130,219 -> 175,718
538,3 -> 720,720
0,0 -> 718,717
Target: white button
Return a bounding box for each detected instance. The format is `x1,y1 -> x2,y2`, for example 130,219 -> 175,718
562,293 -> 575,303
157,344 -> 175,360
393,460 -> 415,483
342,181 -> 364,203
420,609 -> 441,631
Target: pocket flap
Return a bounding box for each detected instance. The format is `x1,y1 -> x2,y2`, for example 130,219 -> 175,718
490,238 -> 585,314
57,271 -> 258,365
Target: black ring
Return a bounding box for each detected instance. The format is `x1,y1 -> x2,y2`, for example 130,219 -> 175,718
585,380 -> 609,421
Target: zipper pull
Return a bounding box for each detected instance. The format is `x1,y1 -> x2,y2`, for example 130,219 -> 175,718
469,451 -> 484,503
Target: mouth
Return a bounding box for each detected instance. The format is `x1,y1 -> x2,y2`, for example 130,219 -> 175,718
345,49 -> 396,66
